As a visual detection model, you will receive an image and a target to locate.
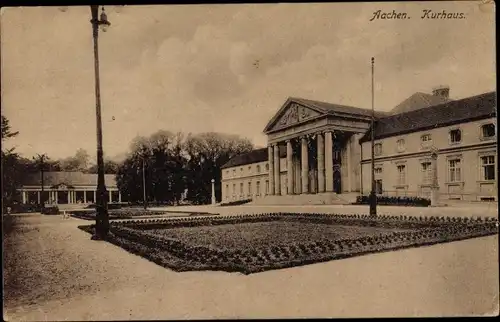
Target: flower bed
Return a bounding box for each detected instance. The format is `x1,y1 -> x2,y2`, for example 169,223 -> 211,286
354,195 -> 431,207
71,208 -> 169,220
78,213 -> 498,275
219,199 -> 252,206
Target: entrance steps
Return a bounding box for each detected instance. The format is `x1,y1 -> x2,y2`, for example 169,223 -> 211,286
249,192 -> 359,206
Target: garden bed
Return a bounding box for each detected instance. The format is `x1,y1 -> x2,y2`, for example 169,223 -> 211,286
78,213 -> 498,275
71,208 -> 217,221
354,196 -> 431,207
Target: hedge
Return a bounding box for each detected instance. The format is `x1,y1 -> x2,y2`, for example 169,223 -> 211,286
219,199 -> 252,206
355,195 -> 431,207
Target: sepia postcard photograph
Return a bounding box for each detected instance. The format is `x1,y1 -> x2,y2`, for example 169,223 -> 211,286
1,1 -> 498,320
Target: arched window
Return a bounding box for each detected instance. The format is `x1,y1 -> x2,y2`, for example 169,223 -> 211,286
449,129 -> 462,144
481,123 -> 496,139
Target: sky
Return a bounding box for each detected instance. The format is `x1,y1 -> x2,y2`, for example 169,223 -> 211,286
1,2 -> 496,161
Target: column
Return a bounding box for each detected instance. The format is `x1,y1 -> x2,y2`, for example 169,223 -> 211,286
286,140 -> 294,194
37,191 -> 41,204
118,191 -> 122,203
83,190 -> 87,203
211,179 -> 216,205
54,191 -> 58,204
109,191 -> 113,203
93,190 -> 97,203
294,153 -> 302,194
325,131 -> 334,192
317,133 -> 325,193
301,136 -> 309,194
22,190 -> 27,204
268,145 -> 275,195
273,143 -> 281,195
347,135 -> 352,192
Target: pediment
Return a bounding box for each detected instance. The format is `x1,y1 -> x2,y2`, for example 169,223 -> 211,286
51,182 -> 74,190
265,100 -> 323,133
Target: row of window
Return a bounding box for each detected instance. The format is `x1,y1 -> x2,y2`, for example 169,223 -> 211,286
374,123 -> 496,156
225,180 -> 270,200
225,163 -> 270,178
374,155 -> 496,188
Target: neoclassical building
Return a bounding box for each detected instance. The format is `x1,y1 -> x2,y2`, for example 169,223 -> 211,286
221,87 -> 497,204
18,171 -> 122,206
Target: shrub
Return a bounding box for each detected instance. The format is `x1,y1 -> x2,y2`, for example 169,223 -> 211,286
355,195 -> 430,207
219,199 -> 252,206
42,205 -> 60,215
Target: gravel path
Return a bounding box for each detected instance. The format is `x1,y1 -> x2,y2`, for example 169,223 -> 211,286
3,212 -> 498,320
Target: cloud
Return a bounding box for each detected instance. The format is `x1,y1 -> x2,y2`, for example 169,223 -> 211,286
1,2 -> 495,159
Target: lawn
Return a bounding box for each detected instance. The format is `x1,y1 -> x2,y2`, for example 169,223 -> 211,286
148,221 -> 411,250
78,213 -> 498,275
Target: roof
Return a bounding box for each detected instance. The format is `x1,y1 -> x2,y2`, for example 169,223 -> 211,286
22,171 -> 117,187
360,91 -> 496,143
293,97 -> 389,118
390,92 -> 450,115
221,146 -> 286,169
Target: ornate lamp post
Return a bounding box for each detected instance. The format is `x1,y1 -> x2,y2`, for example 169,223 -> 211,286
90,6 -> 111,239
430,146 -> 440,207
369,57 -> 377,217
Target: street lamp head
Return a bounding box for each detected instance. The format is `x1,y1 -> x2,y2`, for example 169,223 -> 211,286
99,7 -> 111,32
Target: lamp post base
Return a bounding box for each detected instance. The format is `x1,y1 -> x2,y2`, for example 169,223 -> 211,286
369,191 -> 377,216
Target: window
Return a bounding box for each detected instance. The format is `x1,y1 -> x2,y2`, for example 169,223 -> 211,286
248,166 -> 252,172
232,184 -> 236,197
396,139 -> 405,152
481,124 -> 496,139
375,179 -> 383,194
448,159 -> 462,182
226,170 -> 229,176
256,181 -> 261,196
257,165 -> 261,173
421,162 -> 432,184
374,143 -> 383,156
374,167 -> 383,175
265,180 -> 269,195
421,134 -> 432,143
248,182 -> 252,196
240,167 -> 243,173
265,163 -> 269,171
397,164 -> 406,185
450,129 -> 462,144
233,169 -> 236,176
240,182 -> 244,196
481,155 -> 495,180
225,185 -> 229,200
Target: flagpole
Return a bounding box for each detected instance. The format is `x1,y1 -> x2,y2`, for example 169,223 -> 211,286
370,57 -> 377,216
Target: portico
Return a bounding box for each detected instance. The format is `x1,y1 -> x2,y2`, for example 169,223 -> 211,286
18,171 -> 122,205
263,97 -> 377,199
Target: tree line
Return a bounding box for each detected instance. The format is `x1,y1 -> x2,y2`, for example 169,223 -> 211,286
117,130 -> 253,205
2,114 -> 254,206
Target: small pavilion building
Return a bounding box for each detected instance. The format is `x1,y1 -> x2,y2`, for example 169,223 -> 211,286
18,171 -> 121,205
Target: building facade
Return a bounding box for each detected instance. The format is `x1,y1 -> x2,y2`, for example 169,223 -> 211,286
221,87 -> 497,204
18,171 -> 122,205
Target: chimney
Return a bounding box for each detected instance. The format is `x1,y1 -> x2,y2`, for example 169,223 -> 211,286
432,85 -> 450,99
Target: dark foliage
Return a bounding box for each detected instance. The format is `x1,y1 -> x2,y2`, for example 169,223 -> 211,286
219,199 -> 252,206
355,195 -> 431,207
